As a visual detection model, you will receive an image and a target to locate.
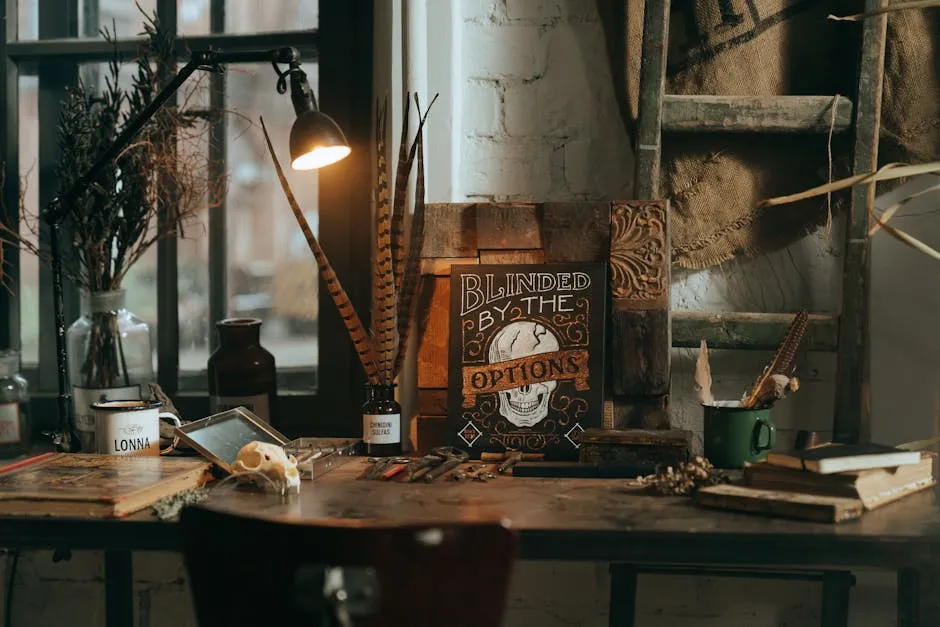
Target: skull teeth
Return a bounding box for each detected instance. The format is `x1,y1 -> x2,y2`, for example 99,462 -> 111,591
508,395 -> 543,415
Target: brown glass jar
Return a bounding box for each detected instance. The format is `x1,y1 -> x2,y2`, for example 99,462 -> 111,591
207,318 -> 278,427
361,383 -> 401,457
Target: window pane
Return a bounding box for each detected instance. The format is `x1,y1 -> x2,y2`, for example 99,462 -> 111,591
18,76 -> 39,365
18,0 -> 38,40
80,0 -> 157,38
227,62 -> 319,373
178,0 -> 317,35
177,78 -> 212,372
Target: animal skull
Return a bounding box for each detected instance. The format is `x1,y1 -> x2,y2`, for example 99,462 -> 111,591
488,321 -> 560,427
232,441 -> 301,495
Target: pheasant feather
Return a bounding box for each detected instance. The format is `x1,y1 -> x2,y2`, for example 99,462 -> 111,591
390,91 -> 412,294
373,100 -> 397,384
741,309 -> 809,408
259,117 -> 379,384
393,94 -> 437,378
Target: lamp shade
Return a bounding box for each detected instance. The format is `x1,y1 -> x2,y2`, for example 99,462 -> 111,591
289,110 -> 351,170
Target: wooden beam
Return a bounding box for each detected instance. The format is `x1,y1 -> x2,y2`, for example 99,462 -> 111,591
834,0 -> 887,444
662,95 -> 853,134
609,201 -> 670,415
672,312 -> 839,352
422,203 -> 478,258
632,0 -> 670,199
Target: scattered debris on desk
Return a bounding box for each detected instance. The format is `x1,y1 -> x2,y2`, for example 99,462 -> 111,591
639,456 -> 729,496
151,486 -> 210,520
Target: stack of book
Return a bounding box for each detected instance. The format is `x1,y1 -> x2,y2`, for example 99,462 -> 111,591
695,443 -> 936,523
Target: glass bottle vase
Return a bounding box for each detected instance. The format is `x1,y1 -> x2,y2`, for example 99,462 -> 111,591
0,350 -> 31,458
207,318 -> 278,427
67,290 -> 154,452
361,383 -> 401,457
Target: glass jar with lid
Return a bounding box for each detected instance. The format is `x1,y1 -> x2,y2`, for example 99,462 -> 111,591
0,350 -> 30,458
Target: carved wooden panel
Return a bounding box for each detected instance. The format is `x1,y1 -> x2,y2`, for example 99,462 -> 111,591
610,201 -> 669,310
609,201 -> 671,412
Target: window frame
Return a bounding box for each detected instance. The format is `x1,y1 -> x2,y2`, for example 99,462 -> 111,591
0,0 -> 374,439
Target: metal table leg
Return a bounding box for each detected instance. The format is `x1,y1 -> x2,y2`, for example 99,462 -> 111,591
608,564 -> 638,627
105,550 -> 133,627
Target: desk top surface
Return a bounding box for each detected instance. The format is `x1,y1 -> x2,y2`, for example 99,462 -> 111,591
3,458 -> 940,567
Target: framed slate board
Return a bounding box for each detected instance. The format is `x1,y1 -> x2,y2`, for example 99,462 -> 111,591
447,263 -> 607,460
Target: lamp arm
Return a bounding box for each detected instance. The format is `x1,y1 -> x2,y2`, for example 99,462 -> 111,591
41,45 -> 303,450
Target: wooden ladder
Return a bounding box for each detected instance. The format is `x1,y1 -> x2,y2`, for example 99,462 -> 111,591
635,0 -> 887,446
610,3 -> 888,627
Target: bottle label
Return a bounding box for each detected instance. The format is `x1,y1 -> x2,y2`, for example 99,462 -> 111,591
363,413 -> 400,445
73,385 -> 142,433
211,394 -> 270,423
0,403 -> 20,444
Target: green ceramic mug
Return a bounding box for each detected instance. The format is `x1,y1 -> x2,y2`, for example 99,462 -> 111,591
703,401 -> 777,469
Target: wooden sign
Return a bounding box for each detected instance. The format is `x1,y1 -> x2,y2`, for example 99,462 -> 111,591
447,263 -> 607,460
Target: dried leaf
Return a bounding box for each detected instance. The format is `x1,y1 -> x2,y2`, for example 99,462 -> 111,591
695,339 -> 713,405
869,180 -> 940,237
757,162 -> 940,209
829,0 -> 940,21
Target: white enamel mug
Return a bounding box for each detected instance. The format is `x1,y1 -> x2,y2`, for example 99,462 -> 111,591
92,399 -> 181,456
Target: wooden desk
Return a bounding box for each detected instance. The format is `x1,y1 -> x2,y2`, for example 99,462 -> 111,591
0,459 -> 938,626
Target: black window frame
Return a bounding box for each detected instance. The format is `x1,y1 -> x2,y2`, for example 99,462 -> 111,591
0,0 -> 374,439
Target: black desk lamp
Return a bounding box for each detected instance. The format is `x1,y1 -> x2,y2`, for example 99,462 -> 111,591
41,46 -> 349,452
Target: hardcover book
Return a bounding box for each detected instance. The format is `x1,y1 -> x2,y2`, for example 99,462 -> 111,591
0,453 -> 212,518
447,263 -> 607,460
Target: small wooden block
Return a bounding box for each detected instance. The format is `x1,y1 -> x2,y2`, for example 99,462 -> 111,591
612,395 -> 670,429
695,484 -> 864,524
420,257 -> 479,276
409,414 -> 449,455
542,202 -> 612,262
478,249 -> 546,265
416,277 -> 450,389
423,203 -> 478,258
611,310 -> 671,397
416,389 -> 447,416
579,427 -> 691,467
475,203 -> 542,250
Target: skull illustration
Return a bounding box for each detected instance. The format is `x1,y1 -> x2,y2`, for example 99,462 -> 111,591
232,441 -> 301,495
488,321 -> 560,427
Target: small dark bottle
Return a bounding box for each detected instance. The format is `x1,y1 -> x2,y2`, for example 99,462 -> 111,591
361,383 -> 401,457
207,318 -> 278,428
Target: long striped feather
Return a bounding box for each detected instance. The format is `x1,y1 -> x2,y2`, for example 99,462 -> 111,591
373,100 -> 397,384
390,92 -> 412,294
393,93 -> 438,378
741,309 -> 809,408
259,116 -> 379,384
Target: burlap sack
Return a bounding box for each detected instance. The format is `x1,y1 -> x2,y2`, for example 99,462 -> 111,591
599,0 -> 940,269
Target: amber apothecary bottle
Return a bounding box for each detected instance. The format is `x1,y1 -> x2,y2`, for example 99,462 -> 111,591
361,383 -> 401,456
207,318 -> 278,427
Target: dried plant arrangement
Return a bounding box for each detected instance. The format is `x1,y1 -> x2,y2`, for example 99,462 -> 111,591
0,5 -> 223,391
260,92 -> 437,386
638,457 -> 730,496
